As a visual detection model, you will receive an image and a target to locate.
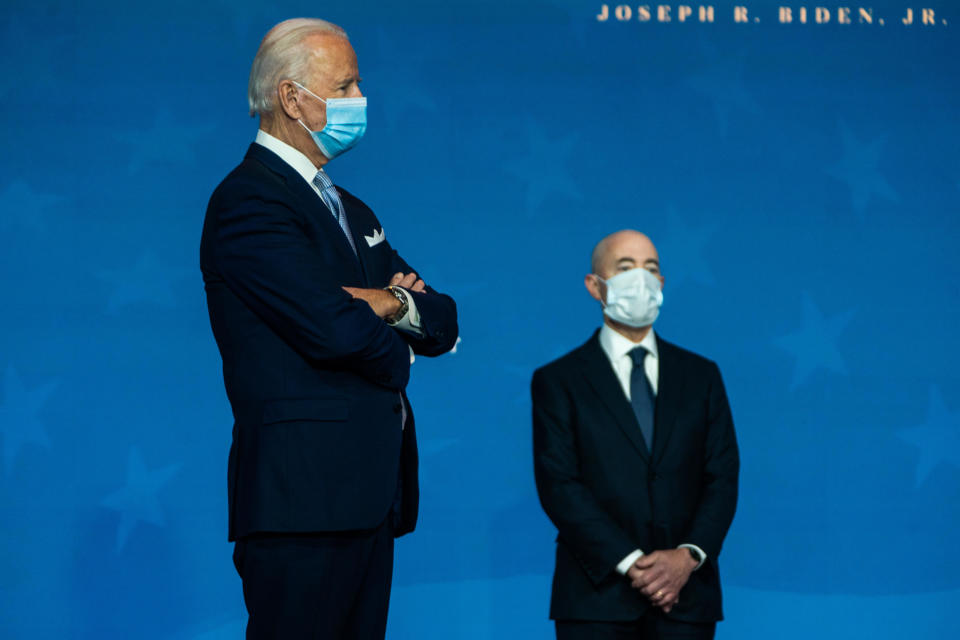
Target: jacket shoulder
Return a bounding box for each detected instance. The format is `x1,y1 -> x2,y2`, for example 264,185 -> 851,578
657,337 -> 722,376
532,338 -> 594,383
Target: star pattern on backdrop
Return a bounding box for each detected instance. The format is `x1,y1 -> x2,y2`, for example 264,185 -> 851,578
826,122 -> 898,216
503,121 -> 582,215
0,180 -> 64,233
684,51 -> 760,137
897,386 -> 960,487
114,110 -> 214,175
774,293 -> 854,389
0,365 -> 58,477
655,207 -> 719,289
97,251 -> 189,313
0,22 -> 70,101
371,29 -> 439,130
101,447 -> 181,552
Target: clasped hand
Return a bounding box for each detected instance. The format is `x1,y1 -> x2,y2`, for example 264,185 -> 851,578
626,549 -> 697,613
343,272 -> 426,319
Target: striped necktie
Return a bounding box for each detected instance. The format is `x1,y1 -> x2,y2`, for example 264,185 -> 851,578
312,170 -> 357,255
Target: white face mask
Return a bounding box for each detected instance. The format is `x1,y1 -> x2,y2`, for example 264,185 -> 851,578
597,267 -> 663,328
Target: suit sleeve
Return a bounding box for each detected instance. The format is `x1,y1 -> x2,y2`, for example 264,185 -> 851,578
532,368 -> 638,585
212,192 -> 410,390
682,362 -> 739,560
379,241 -> 459,357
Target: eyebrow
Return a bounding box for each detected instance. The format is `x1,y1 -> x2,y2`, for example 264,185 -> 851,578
644,258 -> 660,267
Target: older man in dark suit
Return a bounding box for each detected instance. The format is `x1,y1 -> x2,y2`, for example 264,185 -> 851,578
532,230 -> 738,640
200,18 -> 458,640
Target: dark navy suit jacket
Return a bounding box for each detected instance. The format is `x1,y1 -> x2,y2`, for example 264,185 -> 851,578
532,331 -> 738,624
200,143 -> 458,541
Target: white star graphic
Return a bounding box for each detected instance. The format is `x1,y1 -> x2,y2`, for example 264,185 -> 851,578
0,180 -> 65,233
898,386 -> 960,487
774,293 -> 854,389
503,121 -> 582,215
114,110 -> 215,175
685,51 -> 761,137
827,122 -> 898,216
656,207 -> 719,289
101,447 -> 181,552
0,366 -> 58,477
97,250 -> 189,313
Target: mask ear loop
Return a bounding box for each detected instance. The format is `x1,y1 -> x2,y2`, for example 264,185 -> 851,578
291,80 -> 327,104
591,274 -> 609,308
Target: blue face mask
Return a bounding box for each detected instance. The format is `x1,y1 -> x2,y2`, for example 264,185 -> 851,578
294,81 -> 367,159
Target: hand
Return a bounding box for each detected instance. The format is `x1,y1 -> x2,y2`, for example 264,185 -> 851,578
388,272 -> 426,293
342,287 -> 402,319
628,549 -> 697,613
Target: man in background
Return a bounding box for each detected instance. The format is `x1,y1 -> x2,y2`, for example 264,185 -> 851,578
200,18 -> 458,639
532,230 -> 738,639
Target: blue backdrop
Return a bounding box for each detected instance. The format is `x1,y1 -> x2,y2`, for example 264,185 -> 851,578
2,1 -> 958,637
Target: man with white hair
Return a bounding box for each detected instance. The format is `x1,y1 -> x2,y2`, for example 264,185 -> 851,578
200,18 -> 458,639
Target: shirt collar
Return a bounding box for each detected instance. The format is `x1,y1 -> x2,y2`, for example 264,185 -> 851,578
599,323 -> 658,364
254,129 -> 325,186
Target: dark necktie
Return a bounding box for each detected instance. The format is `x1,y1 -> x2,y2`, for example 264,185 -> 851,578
629,346 -> 655,450
312,169 -> 358,255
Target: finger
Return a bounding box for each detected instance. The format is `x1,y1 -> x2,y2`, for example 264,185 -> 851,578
634,555 -> 656,569
642,579 -> 668,598
632,572 -> 653,589
389,272 -> 404,286
398,273 -> 418,288
411,279 -> 426,292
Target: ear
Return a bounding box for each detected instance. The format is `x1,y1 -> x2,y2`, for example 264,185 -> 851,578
584,273 -> 604,303
277,79 -> 305,120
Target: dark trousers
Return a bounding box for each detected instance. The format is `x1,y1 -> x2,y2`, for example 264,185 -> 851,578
556,615 -> 716,640
233,518 -> 394,640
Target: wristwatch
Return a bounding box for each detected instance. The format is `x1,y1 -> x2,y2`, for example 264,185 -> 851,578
687,547 -> 703,565
384,286 -> 409,324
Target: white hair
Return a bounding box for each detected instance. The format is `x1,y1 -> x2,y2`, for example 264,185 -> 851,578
247,18 -> 348,117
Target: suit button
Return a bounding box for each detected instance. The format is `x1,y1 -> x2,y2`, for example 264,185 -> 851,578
393,404 -> 403,414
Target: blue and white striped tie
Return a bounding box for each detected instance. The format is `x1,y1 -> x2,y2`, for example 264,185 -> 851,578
312,170 -> 358,255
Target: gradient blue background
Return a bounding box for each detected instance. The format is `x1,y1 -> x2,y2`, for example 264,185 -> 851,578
1,1 -> 958,637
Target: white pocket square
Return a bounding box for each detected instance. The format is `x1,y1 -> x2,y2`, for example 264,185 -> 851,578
364,227 -> 386,247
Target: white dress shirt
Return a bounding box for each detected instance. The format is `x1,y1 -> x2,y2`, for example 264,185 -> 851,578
253,130 -> 422,341
596,324 -> 707,574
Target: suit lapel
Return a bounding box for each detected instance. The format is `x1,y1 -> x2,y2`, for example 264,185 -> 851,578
576,332 -> 651,462
651,336 -> 684,465
246,145 -> 364,276
339,194 -> 372,286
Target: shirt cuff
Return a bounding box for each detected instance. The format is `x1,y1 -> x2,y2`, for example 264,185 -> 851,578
387,288 -> 423,336
616,549 -> 644,575
677,544 -> 707,570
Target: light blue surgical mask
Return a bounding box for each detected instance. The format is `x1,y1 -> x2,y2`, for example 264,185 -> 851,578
596,267 -> 664,328
293,81 -> 367,159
